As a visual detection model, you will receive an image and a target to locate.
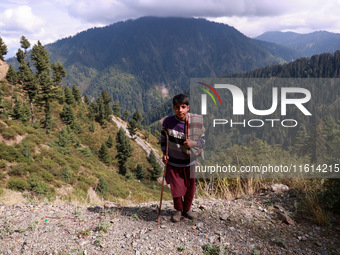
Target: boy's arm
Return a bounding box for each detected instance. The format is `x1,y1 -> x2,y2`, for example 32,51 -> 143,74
160,120 -> 167,156
160,119 -> 169,163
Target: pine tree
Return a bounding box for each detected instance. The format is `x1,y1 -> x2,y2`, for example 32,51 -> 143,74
148,150 -> 162,180
51,63 -> 67,87
95,97 -> 106,125
112,101 -> 121,117
6,65 -> 18,108
60,104 -> 82,133
57,127 -> 73,148
20,36 -> 31,64
101,90 -> 112,105
84,95 -> 90,105
72,85 -> 82,104
31,41 -> 50,75
37,71 -> 55,131
0,37 -> 8,61
132,110 -> 143,129
20,103 -> 31,123
104,103 -> 113,121
19,62 -> 38,123
116,127 -> 133,175
106,135 -> 114,148
122,110 -> 130,121
60,104 -> 76,125
98,143 -> 111,165
6,65 -> 18,85
16,49 -> 25,64
135,164 -> 145,180
31,41 -> 61,131
12,98 -> 22,120
118,163 -> 128,176
127,119 -> 137,139
64,86 -> 75,105
101,90 -> 112,120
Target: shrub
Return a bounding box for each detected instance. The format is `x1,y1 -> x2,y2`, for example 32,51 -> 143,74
76,181 -> 89,194
8,164 -> 29,176
77,147 -> 92,157
125,170 -> 135,180
10,124 -> 25,136
28,163 -> 45,174
96,176 -> 108,196
61,165 -> 73,183
21,142 -> 32,160
98,143 -> 111,165
1,127 -> 17,140
135,164 -> 145,180
148,151 -> 162,180
0,172 -> 6,180
40,158 -> 58,171
41,171 -> 54,183
7,177 -> 28,191
28,173 -> 54,199
0,160 -> 6,169
89,122 -> 95,132
0,143 -> 25,162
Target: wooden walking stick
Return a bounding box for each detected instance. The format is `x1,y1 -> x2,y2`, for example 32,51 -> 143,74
157,130 -> 168,223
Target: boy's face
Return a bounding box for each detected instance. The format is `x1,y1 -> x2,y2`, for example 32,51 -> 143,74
173,103 -> 190,120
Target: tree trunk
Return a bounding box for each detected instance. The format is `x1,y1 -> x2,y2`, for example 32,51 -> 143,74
30,100 -> 35,124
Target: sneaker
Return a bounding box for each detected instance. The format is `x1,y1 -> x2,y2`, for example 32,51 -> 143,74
182,210 -> 197,220
171,210 -> 182,222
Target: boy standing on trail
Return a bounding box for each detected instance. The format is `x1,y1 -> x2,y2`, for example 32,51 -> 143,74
161,94 -> 205,222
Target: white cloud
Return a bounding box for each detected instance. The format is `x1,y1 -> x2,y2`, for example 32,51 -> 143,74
0,5 -> 44,33
208,0 -> 340,37
65,0 -> 298,24
1,0 -> 340,59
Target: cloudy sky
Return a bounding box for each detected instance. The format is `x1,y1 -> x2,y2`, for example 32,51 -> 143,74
1,0 -> 340,58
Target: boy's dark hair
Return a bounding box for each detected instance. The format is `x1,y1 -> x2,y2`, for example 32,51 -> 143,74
173,94 -> 189,106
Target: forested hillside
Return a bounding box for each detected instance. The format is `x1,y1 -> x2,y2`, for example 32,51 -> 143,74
7,17 -> 300,115
0,38 -> 170,203
256,31 -> 340,57
144,51 -> 340,131
228,51 -> 340,78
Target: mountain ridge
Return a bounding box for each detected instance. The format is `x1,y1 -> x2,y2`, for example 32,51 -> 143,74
8,17 -> 301,115
256,30 -> 340,57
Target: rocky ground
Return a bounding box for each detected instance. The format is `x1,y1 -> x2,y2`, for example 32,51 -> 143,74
1,189 -> 339,255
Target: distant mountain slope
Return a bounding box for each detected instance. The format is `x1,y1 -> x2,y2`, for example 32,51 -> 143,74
256,31 -> 340,57
8,17 -> 300,114
228,51 -> 340,78
145,51 -> 340,138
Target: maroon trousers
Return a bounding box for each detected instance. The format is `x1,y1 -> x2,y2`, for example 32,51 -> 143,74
165,164 -> 195,212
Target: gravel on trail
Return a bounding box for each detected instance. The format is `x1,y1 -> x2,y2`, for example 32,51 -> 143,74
1,191 -> 339,255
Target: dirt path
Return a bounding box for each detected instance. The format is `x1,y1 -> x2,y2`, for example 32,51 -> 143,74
1,191 -> 339,255
111,116 -> 164,168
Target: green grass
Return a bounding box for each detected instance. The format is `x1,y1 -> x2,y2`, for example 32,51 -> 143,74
0,79 -> 172,204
